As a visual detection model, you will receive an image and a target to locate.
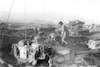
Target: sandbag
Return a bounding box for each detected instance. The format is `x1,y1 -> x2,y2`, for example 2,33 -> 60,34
0,52 -> 18,65
0,63 -> 9,67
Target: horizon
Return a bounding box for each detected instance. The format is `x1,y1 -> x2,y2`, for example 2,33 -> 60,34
0,11 -> 100,25
0,12 -> 100,24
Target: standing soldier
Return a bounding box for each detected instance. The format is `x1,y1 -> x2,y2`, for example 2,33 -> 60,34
56,21 -> 69,45
28,36 -> 40,65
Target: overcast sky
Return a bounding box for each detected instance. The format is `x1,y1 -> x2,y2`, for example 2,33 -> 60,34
0,0 -> 100,24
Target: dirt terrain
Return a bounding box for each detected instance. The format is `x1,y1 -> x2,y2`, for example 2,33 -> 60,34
0,22 -> 100,67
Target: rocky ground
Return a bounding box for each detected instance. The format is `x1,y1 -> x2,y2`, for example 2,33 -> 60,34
0,22 -> 100,67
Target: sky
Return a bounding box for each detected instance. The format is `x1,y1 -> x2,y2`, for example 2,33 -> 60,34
0,0 -> 100,24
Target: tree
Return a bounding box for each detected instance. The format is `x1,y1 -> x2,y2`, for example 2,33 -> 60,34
67,20 -> 85,36
68,20 -> 85,30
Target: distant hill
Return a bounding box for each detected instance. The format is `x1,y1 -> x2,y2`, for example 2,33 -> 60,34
0,11 -> 97,24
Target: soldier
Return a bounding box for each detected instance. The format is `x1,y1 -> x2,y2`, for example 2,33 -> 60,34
17,40 -> 28,59
28,38 -> 38,65
56,21 -> 69,45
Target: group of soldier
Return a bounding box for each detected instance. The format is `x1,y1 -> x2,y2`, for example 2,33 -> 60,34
14,21 -> 68,66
